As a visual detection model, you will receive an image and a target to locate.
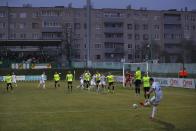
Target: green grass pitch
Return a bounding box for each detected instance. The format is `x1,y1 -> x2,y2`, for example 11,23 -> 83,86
0,81 -> 196,131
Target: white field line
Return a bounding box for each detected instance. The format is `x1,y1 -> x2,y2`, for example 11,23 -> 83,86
0,105 -> 195,115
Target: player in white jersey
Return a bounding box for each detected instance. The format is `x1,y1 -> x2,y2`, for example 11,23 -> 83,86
12,72 -> 17,87
100,74 -> 106,89
89,74 -> 96,91
38,72 -> 46,89
79,74 -> 84,89
142,78 -> 163,119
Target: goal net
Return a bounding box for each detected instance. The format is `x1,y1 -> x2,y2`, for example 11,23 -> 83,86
122,62 -> 149,87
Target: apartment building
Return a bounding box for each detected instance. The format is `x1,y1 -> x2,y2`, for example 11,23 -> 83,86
0,5 -> 195,64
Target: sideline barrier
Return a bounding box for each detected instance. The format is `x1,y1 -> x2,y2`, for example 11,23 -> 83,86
115,76 -> 195,89
0,75 -> 47,81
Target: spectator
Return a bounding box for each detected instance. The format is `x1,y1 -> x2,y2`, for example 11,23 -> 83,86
179,67 -> 188,78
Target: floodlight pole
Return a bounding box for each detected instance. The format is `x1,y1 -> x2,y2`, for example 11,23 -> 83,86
86,0 -> 91,68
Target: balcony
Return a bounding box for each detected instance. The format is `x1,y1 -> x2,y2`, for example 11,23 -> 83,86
104,38 -> 124,43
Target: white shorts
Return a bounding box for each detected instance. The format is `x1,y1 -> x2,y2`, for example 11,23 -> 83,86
40,80 -> 45,84
12,80 -> 17,83
99,81 -> 106,86
90,81 -> 96,86
80,80 -> 84,85
150,95 -> 162,105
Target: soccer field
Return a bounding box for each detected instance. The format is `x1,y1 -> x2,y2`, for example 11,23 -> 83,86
0,81 -> 195,131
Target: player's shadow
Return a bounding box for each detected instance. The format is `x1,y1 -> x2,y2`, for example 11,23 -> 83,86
153,119 -> 175,131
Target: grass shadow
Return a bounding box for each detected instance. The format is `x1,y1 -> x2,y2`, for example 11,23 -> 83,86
153,119 -> 175,131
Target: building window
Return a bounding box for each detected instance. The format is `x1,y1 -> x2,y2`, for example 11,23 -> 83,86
192,25 -> 195,31
128,44 -> 132,49
74,23 -> 81,30
128,34 -> 132,39
20,34 -> 26,39
10,13 -> 16,18
135,34 -> 140,40
32,34 -> 39,39
95,44 -> 102,49
154,25 -> 160,30
128,54 -> 132,60
32,23 -> 39,29
10,34 -> 16,39
127,24 -> 132,30
0,33 -> 5,39
0,12 -> 7,17
143,24 -> 148,30
20,13 -> 27,18
134,24 -> 140,30
0,22 -> 6,28
19,23 -> 26,29
96,55 -> 101,60
143,34 -> 149,40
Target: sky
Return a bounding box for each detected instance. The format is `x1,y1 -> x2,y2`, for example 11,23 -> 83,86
0,0 -> 196,11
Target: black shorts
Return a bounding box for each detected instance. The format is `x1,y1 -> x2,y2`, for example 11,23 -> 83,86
7,83 -> 12,87
55,81 -> 59,83
96,80 -> 100,84
144,87 -> 150,92
68,81 -> 72,84
134,80 -> 141,87
109,82 -> 114,86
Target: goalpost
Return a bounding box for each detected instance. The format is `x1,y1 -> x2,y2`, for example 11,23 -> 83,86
122,62 -> 149,87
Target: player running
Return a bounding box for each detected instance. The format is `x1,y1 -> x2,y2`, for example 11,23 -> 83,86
54,72 -> 60,88
134,67 -> 142,96
106,72 -> 115,93
141,78 -> 163,119
12,72 -> 17,87
5,73 -> 13,92
66,71 -> 74,93
142,73 -> 150,101
38,72 -> 46,89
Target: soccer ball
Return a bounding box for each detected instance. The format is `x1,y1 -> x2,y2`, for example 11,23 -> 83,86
132,104 -> 138,109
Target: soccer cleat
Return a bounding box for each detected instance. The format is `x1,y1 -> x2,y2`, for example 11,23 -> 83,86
140,102 -> 144,106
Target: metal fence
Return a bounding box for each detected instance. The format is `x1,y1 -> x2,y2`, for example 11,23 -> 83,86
72,62 -> 196,74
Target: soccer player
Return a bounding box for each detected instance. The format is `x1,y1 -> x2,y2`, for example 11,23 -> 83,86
66,71 -> 73,93
54,72 -> 60,88
142,78 -> 163,119
95,71 -> 101,93
100,73 -> 106,89
79,74 -> 84,89
38,72 -> 46,89
125,71 -> 132,88
90,74 -> 96,91
142,73 -> 150,101
12,72 -> 17,87
134,67 -> 142,96
5,73 -> 13,92
84,70 -> 91,89
106,72 -> 115,93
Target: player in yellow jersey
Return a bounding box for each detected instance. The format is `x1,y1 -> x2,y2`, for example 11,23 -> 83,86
5,73 -> 13,92
134,67 -> 142,96
54,72 -> 60,88
66,71 -> 74,93
106,72 -> 115,93
142,73 -> 150,101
